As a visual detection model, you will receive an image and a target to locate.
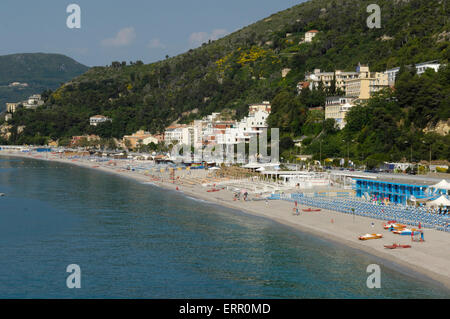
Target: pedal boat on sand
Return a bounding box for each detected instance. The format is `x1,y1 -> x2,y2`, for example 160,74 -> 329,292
302,208 -> 321,212
384,243 -> 412,249
358,233 -> 383,240
393,228 -> 421,236
383,223 -> 407,230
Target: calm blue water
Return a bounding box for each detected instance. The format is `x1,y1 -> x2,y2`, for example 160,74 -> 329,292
0,156 -> 449,298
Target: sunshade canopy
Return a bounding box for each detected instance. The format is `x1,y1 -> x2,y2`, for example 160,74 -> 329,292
427,195 -> 450,207
430,179 -> 450,191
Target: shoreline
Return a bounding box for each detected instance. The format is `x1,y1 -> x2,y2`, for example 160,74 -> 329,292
1,151 -> 450,293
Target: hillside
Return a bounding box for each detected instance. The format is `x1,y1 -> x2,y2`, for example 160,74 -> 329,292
3,0 -> 450,162
0,53 -> 89,111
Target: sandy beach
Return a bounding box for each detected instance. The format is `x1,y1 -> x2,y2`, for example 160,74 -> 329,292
1,150 -> 450,292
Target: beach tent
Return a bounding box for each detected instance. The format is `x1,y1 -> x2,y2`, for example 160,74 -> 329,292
430,180 -> 450,193
430,179 -> 450,189
427,195 -> 450,207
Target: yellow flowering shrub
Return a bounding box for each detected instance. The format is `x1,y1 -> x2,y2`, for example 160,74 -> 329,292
237,47 -> 268,66
215,51 -> 234,74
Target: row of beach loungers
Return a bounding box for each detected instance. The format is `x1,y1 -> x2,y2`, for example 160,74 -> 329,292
267,193 -> 450,232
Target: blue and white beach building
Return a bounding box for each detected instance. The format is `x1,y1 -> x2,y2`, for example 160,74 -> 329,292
353,176 -> 450,204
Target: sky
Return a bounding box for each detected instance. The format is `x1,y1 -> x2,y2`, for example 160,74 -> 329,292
0,0 -> 304,67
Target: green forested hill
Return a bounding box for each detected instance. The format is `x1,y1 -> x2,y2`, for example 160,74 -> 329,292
3,0 -> 450,162
0,53 -> 89,111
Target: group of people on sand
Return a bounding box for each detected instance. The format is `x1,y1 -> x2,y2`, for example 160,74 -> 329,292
427,207 -> 449,215
233,192 -> 248,201
438,207 -> 449,215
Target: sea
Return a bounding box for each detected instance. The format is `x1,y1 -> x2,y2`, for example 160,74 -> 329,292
0,156 -> 449,298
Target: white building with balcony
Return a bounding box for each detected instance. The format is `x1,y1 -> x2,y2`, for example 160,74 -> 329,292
164,125 -> 194,146
384,60 -> 442,85
249,101 -> 271,115
325,96 -> 355,129
304,30 -> 319,43
23,94 -> 44,109
89,115 -> 112,126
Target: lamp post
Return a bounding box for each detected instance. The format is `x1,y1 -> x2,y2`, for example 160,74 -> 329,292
342,139 -> 347,167
421,140 -> 432,174
319,139 -> 322,169
347,142 -> 350,167
409,144 -> 412,164
404,140 -> 413,172
429,144 -> 432,173
343,138 -> 355,168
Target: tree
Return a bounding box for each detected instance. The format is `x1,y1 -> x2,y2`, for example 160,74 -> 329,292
107,138 -> 117,150
280,136 -> 294,151
124,139 -> 132,150
267,89 -> 307,136
344,104 -> 370,133
323,118 -> 337,135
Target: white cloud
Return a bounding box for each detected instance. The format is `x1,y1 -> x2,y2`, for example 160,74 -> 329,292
188,32 -> 209,46
188,29 -> 228,47
101,27 -> 136,47
147,38 -> 166,49
211,29 -> 228,40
